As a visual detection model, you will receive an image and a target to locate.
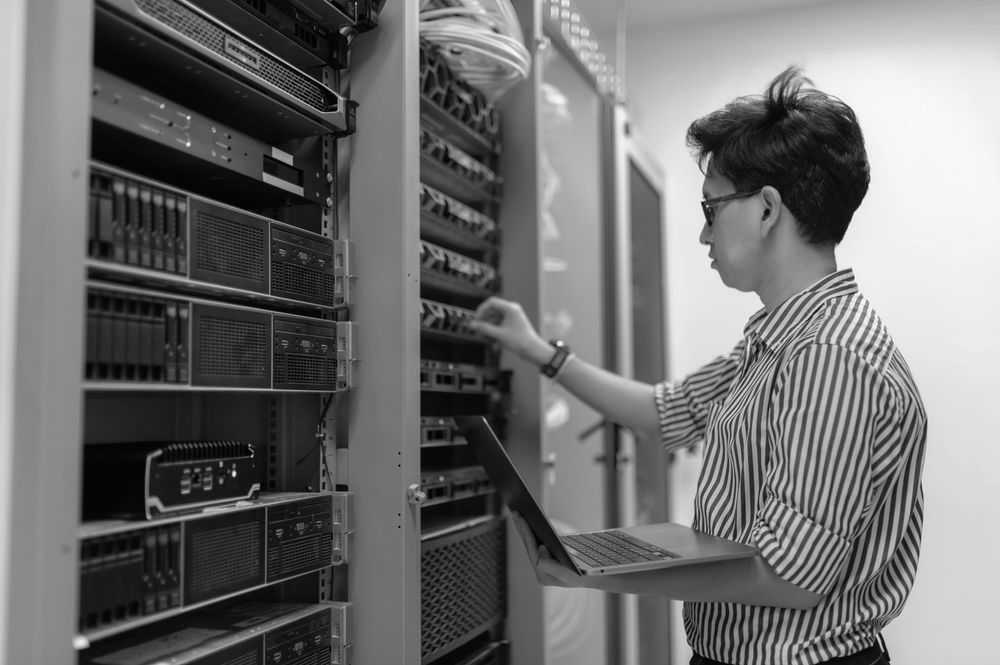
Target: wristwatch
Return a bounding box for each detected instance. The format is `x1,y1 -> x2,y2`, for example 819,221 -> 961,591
540,339 -> 571,378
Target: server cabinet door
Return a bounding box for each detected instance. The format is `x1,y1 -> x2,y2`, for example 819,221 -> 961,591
538,42 -> 610,665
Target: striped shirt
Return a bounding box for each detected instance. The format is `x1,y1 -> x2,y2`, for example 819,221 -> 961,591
654,269 -> 926,665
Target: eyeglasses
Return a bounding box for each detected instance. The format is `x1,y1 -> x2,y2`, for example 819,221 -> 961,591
700,188 -> 762,226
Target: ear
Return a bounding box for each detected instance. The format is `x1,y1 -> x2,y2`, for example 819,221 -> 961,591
759,186 -> 783,237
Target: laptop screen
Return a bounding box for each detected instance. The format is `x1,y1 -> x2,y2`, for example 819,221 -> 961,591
453,416 -> 581,572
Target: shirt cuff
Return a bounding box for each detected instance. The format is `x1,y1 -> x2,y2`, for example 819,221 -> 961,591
753,495 -> 852,596
653,381 -> 670,428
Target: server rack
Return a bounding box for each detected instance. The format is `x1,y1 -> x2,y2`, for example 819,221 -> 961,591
339,1 -> 567,662
66,0 -> 379,662
417,37 -> 509,665
3,1 -> 588,664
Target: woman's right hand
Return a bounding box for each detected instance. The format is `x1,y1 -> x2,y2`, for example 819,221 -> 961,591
468,296 -> 553,366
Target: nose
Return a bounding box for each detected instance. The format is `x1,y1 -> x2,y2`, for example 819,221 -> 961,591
699,220 -> 711,245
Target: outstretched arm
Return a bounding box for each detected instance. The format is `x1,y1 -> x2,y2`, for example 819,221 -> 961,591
469,296 -> 660,437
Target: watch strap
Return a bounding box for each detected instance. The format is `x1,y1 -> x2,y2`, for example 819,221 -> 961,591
541,340 -> 571,378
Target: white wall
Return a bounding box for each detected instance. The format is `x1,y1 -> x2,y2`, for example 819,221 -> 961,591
626,1 -> 1000,662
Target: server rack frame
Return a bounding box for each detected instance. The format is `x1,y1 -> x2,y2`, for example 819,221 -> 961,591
83,0 -> 353,660
3,3 -> 94,664
3,1 -> 557,665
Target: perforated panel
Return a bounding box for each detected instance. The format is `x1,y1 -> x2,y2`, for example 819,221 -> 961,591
134,0 -> 334,111
194,212 -> 266,284
272,261 -> 335,302
273,353 -> 336,388
421,519 -> 505,663
267,534 -> 332,578
184,513 -> 265,604
193,310 -> 269,385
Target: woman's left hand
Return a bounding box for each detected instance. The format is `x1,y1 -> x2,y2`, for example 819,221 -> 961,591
510,512 -> 596,589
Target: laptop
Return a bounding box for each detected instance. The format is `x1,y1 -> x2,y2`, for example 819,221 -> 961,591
455,416 -> 756,576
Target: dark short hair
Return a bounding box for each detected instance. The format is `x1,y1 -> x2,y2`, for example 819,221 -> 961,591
686,66 -> 870,245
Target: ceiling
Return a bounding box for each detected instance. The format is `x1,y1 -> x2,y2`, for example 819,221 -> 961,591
627,0 -> 841,27
563,0 -> 842,76
574,0 -> 842,31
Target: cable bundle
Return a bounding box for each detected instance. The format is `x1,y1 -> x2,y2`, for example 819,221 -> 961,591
419,0 -> 532,101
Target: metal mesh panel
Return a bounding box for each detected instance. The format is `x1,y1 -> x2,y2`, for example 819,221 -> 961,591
194,212 -> 266,283
185,517 -> 264,603
134,0 -> 334,112
196,315 -> 268,377
272,260 -> 335,302
421,520 -> 505,662
273,353 -> 336,387
267,533 -> 332,577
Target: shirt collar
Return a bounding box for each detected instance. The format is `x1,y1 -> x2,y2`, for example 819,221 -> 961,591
743,268 -> 858,349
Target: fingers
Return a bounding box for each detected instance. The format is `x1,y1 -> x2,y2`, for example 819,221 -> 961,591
468,297 -> 505,339
469,297 -> 544,361
467,319 -> 501,339
511,514 -> 581,587
535,547 -> 582,587
471,296 -> 511,326
469,298 -> 524,352
512,513 -> 551,583
511,512 -> 539,565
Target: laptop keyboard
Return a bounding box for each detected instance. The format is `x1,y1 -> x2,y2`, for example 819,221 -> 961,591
561,530 -> 680,568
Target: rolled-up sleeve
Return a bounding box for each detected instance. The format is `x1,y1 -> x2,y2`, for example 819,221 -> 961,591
752,343 -> 886,596
653,341 -> 744,453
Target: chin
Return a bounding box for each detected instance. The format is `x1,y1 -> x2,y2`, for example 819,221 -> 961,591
716,270 -> 754,293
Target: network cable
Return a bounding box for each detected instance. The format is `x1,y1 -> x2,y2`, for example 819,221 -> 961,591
419,0 -> 532,100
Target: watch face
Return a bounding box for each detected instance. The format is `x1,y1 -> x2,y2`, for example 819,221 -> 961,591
542,343 -> 570,377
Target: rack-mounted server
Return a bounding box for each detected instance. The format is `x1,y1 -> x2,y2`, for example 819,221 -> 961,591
78,491 -> 354,640
92,68 -> 329,207
420,417 -> 468,448
80,600 -> 354,665
419,466 -> 495,507
88,162 -> 354,310
419,360 -> 501,395
84,282 -> 358,391
420,240 -> 499,296
420,183 -> 499,250
94,0 -> 356,140
421,128 -> 502,202
187,0 -> 350,71
294,0 -> 385,31
419,40 -> 501,155
420,298 -> 481,341
83,440 -> 260,520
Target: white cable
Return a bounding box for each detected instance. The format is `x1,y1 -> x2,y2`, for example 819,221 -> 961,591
419,0 -> 532,101
420,21 -> 528,68
420,27 -> 529,82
